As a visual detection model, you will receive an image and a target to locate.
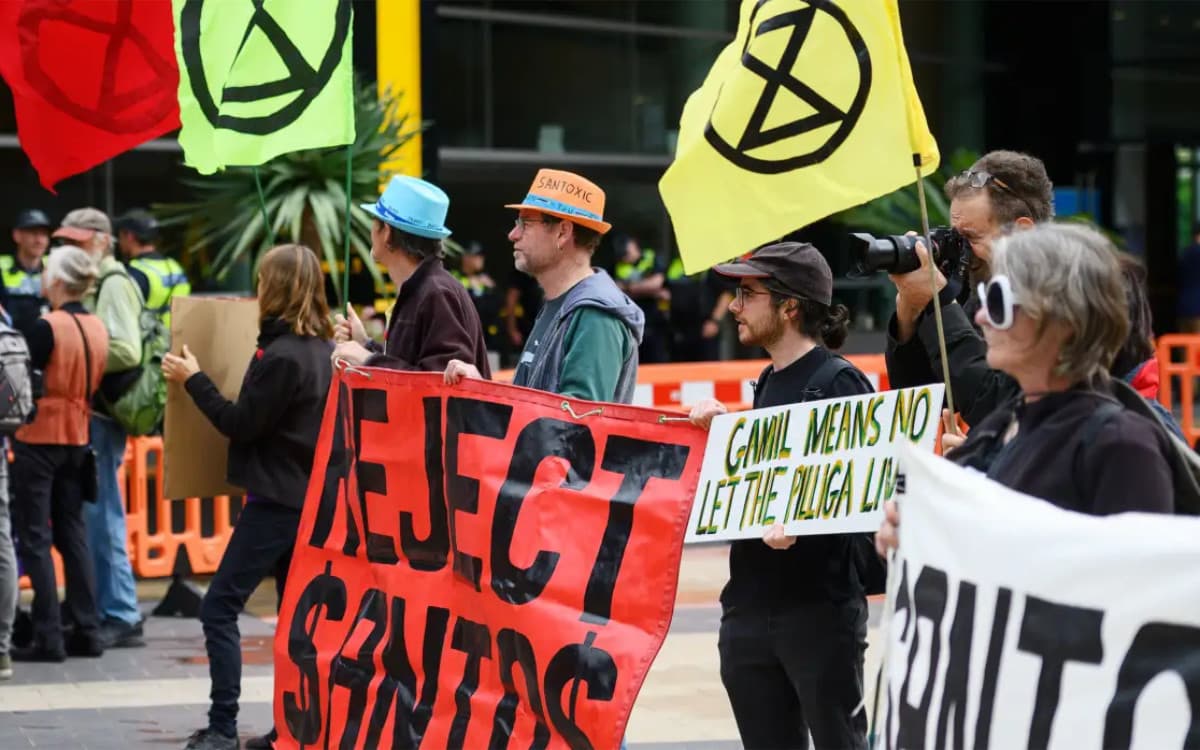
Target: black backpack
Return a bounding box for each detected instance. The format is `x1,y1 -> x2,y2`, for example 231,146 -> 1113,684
1078,378 -> 1200,516
755,354 -> 888,595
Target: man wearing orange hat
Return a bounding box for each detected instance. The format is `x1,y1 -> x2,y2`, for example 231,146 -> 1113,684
445,169 -> 643,404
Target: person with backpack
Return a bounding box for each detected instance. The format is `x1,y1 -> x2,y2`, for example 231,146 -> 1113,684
10,245 -> 109,662
878,224 -> 1175,560
688,242 -> 875,750
52,208 -> 145,650
163,244 -> 334,750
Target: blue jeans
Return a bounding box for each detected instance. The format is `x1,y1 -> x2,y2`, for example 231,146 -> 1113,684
85,415 -> 140,626
0,447 -> 15,654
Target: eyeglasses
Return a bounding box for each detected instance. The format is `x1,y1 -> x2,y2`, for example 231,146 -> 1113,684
513,216 -> 551,231
960,169 -> 1039,219
977,275 -> 1018,330
733,285 -> 770,306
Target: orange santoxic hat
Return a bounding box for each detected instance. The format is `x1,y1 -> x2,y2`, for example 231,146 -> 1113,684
505,169 -> 612,234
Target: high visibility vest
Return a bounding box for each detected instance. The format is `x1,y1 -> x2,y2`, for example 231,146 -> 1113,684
615,248 -> 658,282
0,255 -> 42,298
129,255 -> 190,331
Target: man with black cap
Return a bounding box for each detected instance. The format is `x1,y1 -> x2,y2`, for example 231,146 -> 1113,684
689,242 -> 874,750
4,209 -> 52,335
116,208 -> 190,336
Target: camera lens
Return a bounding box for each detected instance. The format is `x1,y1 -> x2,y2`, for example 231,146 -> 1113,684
849,233 -> 921,275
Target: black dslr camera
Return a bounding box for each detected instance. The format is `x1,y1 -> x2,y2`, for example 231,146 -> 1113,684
848,227 -> 969,277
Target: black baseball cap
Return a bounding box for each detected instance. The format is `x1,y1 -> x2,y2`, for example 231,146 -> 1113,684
714,242 -> 833,305
14,209 -> 51,230
463,240 -> 484,256
114,208 -> 159,240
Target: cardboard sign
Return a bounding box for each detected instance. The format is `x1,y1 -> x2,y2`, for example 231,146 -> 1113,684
272,370 -> 708,750
685,385 -> 943,542
885,443 -> 1200,749
162,295 -> 259,500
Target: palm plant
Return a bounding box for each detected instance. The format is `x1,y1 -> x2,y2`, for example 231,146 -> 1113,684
156,82 -> 435,301
832,148 -> 979,233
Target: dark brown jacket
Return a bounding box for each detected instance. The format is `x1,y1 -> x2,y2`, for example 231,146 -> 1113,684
366,255 -> 492,377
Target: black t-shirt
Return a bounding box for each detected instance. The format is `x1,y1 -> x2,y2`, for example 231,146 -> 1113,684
512,294 -> 564,386
720,346 -> 875,610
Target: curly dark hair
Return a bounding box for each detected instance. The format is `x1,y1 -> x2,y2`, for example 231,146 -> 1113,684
945,150 -> 1054,225
769,292 -> 851,349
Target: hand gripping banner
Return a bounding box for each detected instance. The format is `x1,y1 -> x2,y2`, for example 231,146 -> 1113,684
273,370 -> 707,750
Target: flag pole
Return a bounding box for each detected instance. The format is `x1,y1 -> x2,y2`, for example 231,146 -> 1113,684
914,156 -> 958,426
341,142 -> 354,312
252,166 -> 274,245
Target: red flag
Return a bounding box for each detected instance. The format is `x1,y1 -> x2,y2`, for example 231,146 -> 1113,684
0,0 -> 180,191
273,371 -> 707,749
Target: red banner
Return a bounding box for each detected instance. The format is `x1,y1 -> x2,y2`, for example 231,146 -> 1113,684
0,0 -> 180,190
273,370 -> 707,750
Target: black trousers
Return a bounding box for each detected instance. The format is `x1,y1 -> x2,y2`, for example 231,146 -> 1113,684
10,441 -> 101,651
719,599 -> 869,750
202,501 -> 300,737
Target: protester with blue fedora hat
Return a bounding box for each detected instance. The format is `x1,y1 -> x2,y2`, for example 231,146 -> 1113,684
333,175 -> 490,378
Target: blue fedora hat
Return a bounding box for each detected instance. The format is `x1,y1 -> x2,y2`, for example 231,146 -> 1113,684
360,175 -> 452,240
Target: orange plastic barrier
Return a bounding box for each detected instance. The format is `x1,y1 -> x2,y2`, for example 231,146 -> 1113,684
495,355 -> 890,412
124,436 -> 238,579
1156,334 -> 1200,448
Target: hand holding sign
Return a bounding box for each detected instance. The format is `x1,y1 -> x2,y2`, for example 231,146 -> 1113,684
940,408 -> 965,453
763,523 -> 797,550
443,358 -> 481,385
688,398 -> 728,430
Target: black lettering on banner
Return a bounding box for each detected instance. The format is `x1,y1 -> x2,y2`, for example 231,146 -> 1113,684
885,561 -> 911,750
447,397 -> 514,591
492,417 -> 595,606
364,598 -> 450,750
897,566 -> 949,749
309,383 -> 351,549
1016,596 -> 1104,750
544,632 -> 618,750
283,562 -> 348,744
972,587 -> 1012,750
934,581 -> 975,750
1103,622 -> 1200,748
448,618 -> 493,750
583,436 -> 690,624
490,628 -> 551,750
351,388 -> 398,564
400,397 -> 451,571
330,589 -> 389,750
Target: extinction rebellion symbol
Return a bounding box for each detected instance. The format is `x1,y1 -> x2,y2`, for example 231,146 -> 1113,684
179,0 -> 351,136
17,0 -> 178,134
704,0 -> 872,174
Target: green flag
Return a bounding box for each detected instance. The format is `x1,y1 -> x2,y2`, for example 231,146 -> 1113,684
173,0 -> 355,174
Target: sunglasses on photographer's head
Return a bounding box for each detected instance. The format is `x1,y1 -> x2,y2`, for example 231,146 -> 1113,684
977,275 -> 1017,330
960,168 -> 1039,220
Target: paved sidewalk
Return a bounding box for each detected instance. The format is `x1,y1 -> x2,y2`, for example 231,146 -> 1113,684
0,544 -> 886,749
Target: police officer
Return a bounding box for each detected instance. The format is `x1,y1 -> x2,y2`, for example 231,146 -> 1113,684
115,209 -> 190,333
452,241 -> 503,372
4,209 -> 52,336
613,233 -> 669,363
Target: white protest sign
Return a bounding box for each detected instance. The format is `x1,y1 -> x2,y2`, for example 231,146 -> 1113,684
885,442 -> 1200,750
685,384 -> 943,542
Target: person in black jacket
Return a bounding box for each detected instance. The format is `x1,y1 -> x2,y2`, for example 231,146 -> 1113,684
878,224 -> 1174,558
885,150 -> 1054,427
689,242 -> 874,750
163,244 -> 334,750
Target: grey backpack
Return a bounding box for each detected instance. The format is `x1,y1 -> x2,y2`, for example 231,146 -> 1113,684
0,323 -> 35,434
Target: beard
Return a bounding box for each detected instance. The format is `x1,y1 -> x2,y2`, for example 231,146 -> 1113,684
738,313 -> 787,349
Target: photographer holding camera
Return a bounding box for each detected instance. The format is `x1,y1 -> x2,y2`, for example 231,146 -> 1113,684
881,151 -> 1054,426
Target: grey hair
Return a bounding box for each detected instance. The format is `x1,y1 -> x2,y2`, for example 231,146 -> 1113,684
991,223 -> 1129,384
44,245 -> 100,297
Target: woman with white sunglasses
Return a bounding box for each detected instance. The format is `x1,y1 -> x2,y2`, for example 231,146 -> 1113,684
878,223 -> 1174,554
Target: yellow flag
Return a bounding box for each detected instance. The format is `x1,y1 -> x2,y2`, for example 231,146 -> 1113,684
660,0 -> 939,273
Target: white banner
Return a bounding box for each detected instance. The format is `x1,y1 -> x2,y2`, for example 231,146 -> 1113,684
885,442 -> 1200,750
685,384 -> 943,542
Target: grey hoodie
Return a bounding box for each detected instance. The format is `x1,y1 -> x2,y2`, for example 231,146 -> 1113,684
513,269 -> 645,403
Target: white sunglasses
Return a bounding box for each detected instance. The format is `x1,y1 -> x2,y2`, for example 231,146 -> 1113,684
977,275 -> 1017,330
